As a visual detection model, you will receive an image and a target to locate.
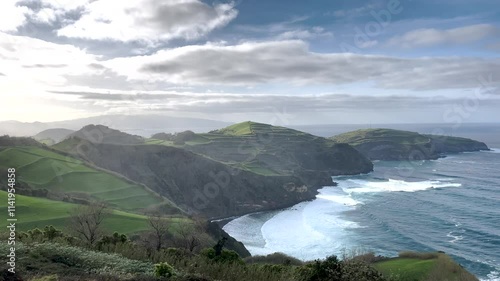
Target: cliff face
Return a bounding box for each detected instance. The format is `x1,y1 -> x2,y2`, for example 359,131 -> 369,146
57,139 -> 322,218
167,121 -> 374,177
331,129 -> 489,161
55,122 -> 373,218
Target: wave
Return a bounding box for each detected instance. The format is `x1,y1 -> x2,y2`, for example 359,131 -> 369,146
316,193 -> 362,206
481,271 -> 500,281
485,148 -> 500,154
340,178 -> 461,194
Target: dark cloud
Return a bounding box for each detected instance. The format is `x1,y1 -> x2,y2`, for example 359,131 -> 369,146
136,41 -> 500,90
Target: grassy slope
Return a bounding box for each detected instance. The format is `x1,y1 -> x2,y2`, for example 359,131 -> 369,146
0,191 -> 151,234
375,258 -> 437,280
147,121 -> 334,176
0,146 -> 164,212
332,128 -> 430,146
374,253 -> 479,281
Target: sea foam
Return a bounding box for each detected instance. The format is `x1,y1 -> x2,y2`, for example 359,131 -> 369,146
341,178 -> 461,194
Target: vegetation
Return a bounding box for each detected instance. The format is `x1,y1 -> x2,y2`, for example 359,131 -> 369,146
0,146 -> 166,212
374,252 -> 478,281
331,128 -> 489,160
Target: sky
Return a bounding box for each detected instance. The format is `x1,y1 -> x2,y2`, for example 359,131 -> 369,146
0,0 -> 499,125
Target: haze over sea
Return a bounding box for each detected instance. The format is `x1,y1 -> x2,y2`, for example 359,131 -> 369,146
224,124 -> 500,281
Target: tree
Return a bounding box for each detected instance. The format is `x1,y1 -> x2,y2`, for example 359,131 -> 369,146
68,203 -> 108,247
147,213 -> 170,251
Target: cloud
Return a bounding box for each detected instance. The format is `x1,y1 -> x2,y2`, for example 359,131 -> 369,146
0,1 -> 31,31
329,3 -> 379,19
486,42 -> 500,52
49,90 -> 185,101
276,27 -> 333,40
103,40 -> 500,90
0,31 -> 99,87
387,24 -> 500,48
56,0 -> 238,44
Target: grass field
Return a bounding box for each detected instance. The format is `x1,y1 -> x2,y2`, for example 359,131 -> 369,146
332,129 -> 430,146
375,258 -> 437,280
374,252 -> 478,281
0,191 -> 188,234
0,191 -> 149,234
0,147 -> 165,212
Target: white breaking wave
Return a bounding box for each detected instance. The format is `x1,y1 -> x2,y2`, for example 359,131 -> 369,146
481,270 -> 500,281
341,178 -> 461,194
485,148 -> 500,154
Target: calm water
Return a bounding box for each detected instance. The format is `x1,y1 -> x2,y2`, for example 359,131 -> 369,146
224,150 -> 500,280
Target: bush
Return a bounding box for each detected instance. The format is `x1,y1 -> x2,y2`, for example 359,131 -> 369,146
245,252 -> 303,266
200,248 -> 243,264
155,262 -> 175,278
299,255 -> 343,281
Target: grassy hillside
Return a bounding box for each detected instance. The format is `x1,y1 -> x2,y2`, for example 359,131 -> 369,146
0,146 -> 166,212
54,122 -> 372,218
374,252 -> 478,281
331,128 -> 489,161
67,124 -> 144,145
149,121 -> 373,177
0,191 -> 154,234
34,128 -> 75,145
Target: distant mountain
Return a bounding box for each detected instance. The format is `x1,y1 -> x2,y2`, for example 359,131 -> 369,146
64,125 -> 144,145
34,128 -> 75,145
0,115 -> 231,137
331,128 -> 489,160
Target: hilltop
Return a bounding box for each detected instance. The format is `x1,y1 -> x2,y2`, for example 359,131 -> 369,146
34,128 -> 75,145
65,124 -> 144,145
151,121 -> 373,178
331,128 -> 489,160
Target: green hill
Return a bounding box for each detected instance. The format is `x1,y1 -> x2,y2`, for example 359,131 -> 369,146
55,122 -> 372,218
66,124 -> 144,145
331,128 -> 489,161
0,190 -> 154,234
0,146 -> 167,213
34,128 -> 75,145
151,121 -> 373,177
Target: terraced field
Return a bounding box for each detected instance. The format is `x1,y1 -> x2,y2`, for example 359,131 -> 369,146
0,146 -> 165,212
0,191 -> 185,234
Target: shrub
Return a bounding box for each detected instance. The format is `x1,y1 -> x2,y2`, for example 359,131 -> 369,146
299,255 -> 343,281
155,262 -> 175,278
245,252 -> 303,266
200,248 -> 243,264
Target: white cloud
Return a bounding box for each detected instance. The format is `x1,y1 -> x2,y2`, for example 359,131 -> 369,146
276,26 -> 333,40
0,32 -> 99,86
387,24 -> 500,48
103,40 -> 500,90
32,7 -> 57,24
0,1 -> 31,32
56,0 -> 238,44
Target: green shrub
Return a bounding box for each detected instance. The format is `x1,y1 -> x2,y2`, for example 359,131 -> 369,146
245,252 -> 303,266
200,248 -> 243,264
155,262 -> 175,278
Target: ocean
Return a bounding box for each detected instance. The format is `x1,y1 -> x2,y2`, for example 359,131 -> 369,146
223,124 -> 500,281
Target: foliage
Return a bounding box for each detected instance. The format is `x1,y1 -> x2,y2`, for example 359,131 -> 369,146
200,247 -> 244,265
245,252 -> 303,266
154,262 -> 175,278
